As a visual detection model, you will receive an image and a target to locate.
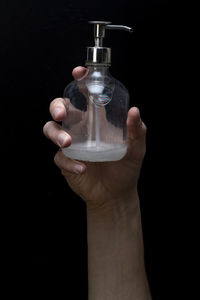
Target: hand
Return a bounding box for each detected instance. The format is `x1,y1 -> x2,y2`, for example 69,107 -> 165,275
43,66 -> 147,209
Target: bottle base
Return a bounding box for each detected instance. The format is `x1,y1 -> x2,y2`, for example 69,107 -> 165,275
62,142 -> 127,162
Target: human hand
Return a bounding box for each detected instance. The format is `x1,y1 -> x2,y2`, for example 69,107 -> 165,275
43,66 -> 147,210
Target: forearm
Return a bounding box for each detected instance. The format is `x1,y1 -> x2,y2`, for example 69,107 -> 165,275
87,193 -> 151,300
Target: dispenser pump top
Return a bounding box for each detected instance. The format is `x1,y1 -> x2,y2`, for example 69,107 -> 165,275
86,21 -> 133,66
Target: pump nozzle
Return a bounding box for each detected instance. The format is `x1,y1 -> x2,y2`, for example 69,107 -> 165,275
106,24 -> 133,32
89,21 -> 133,47
86,21 -> 133,66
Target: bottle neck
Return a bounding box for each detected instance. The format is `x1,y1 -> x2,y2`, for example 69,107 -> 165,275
86,47 -> 111,65
86,65 -> 110,76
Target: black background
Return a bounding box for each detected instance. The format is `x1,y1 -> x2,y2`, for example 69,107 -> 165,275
1,0 -> 179,298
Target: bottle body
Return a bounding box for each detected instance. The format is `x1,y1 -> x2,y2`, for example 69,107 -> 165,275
62,66 -> 129,162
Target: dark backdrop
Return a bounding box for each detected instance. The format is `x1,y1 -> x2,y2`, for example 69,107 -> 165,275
1,0 -> 176,299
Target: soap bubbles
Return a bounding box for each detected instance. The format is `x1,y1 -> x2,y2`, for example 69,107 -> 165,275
98,94 -> 111,105
89,93 -> 112,106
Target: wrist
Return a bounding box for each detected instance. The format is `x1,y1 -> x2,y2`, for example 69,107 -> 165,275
86,190 -> 151,300
86,188 -> 140,218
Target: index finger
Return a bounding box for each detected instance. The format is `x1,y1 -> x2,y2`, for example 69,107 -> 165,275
49,97 -> 70,121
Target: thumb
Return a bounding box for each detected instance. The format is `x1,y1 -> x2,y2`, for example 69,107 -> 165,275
72,66 -> 88,81
125,107 -> 147,162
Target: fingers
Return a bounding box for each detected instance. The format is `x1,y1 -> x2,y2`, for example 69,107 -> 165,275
127,107 -> 147,142
72,66 -> 88,81
44,66 -> 88,168
125,107 -> 147,162
43,121 -> 71,148
54,149 -> 86,175
49,97 -> 70,122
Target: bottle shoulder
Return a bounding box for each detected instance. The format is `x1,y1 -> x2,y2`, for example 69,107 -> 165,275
63,70 -> 129,92
63,72 -> 130,104
113,78 -> 129,95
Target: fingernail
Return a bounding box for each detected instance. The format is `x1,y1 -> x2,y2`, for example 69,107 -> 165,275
53,108 -> 62,119
76,69 -> 89,81
74,165 -> 84,174
58,133 -> 68,147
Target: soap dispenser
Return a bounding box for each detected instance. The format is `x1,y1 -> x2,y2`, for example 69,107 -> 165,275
62,21 -> 133,162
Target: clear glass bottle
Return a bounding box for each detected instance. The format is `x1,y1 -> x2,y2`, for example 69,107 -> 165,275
62,21 -> 133,162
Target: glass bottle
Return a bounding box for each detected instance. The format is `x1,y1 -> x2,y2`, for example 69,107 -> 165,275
62,21 -> 133,162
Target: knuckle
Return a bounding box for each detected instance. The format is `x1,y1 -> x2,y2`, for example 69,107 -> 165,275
61,169 -> 67,176
49,98 -> 64,111
142,122 -> 147,134
51,97 -> 63,105
53,97 -> 64,105
63,98 -> 70,110
43,121 -> 52,137
54,151 -> 60,166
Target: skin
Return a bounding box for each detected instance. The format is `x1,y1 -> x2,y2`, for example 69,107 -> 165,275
43,66 -> 147,209
43,66 -> 151,300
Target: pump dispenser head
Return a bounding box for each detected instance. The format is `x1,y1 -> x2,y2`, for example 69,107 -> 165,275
86,21 -> 133,66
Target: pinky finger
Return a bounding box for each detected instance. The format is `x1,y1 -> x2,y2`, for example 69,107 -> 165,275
54,149 -> 86,175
